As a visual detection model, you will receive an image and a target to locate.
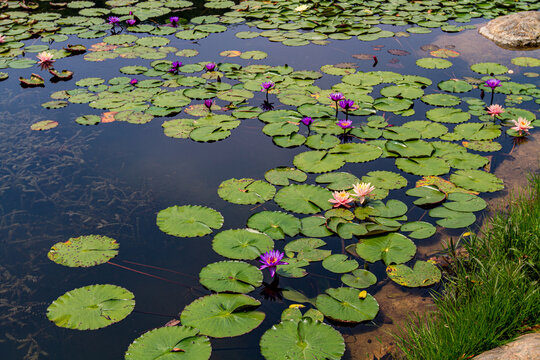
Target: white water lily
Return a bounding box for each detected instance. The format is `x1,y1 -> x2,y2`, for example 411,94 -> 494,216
294,4 -> 309,12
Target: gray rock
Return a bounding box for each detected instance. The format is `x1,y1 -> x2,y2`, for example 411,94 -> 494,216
478,11 -> 540,50
474,333 -> 540,360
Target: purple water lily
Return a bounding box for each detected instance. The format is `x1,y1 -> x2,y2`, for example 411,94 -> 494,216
108,16 -> 120,25
485,79 -> 502,105
126,19 -> 136,26
129,78 -> 138,86
301,117 -> 313,126
337,119 -> 352,129
329,92 -> 344,102
169,16 -> 180,27
261,81 -> 275,101
338,99 -> 356,120
205,63 -> 216,71
168,61 -> 182,74
204,99 -> 213,111
259,250 -> 288,277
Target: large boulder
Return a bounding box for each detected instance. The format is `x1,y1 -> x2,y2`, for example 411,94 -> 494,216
479,11 -> 540,50
474,333 -> 540,360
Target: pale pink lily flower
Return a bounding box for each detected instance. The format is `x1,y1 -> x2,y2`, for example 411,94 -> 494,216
0,35 -> 5,43
37,51 -> 54,65
352,182 -> 376,204
487,104 -> 504,117
510,117 -> 533,135
329,191 -> 354,208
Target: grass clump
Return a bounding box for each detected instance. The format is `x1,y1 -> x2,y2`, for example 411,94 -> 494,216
394,174 -> 540,360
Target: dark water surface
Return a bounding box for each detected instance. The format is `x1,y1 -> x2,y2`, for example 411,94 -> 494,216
0,2 -> 539,359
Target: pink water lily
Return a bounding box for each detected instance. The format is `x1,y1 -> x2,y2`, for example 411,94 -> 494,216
352,182 -> 376,204
487,104 -> 504,118
259,250 -> 288,277
0,35 -> 6,43
510,117 -> 533,135
329,191 -> 354,208
37,51 -> 54,65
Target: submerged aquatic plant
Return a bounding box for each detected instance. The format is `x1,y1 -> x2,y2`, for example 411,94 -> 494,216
510,117 -> 533,135
329,191 -> 354,208
352,182 -> 376,204
487,104 -> 504,118
36,51 -> 54,70
259,250 -> 288,277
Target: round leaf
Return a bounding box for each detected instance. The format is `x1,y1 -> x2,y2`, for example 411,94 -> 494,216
156,205 -> 224,238
48,235 -> 119,267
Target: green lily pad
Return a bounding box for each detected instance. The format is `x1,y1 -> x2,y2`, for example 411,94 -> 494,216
300,216 -> 333,237
293,151 -> 345,173
315,172 -> 360,190
75,115 -> 100,126
429,206 -> 476,228
212,229 -> 274,260
47,235 -> 118,267
442,152 -> 489,170
218,178 -> 276,205
373,97 -> 413,112
454,123 -> 501,141
416,58 -> 452,69
125,326 -> 211,360
305,134 -> 341,150
315,287 -> 379,323
382,126 -> 420,141
450,170 -> 504,192
156,205 -> 224,238
438,79 -> 473,93
361,171 -> 407,190
31,120 -> 59,130
426,107 -> 471,123
103,34 -> 137,45
400,221 -> 436,239
421,93 -> 461,106
470,62 -> 508,75
356,233 -> 416,265
264,167 -> 307,186
386,261 -> 441,287
443,192 -> 487,212
386,140 -> 434,158
247,211 -> 301,240
328,144 -> 383,163
402,121 -> 448,139
276,258 -> 309,278
199,261 -> 263,293
396,157 -> 450,176
511,57 -> 540,67
341,269 -> 377,289
181,294 -> 264,338
406,186 -> 446,206
274,184 -> 332,214
380,85 -> 424,99
462,140 -> 502,152
322,254 -> 358,273
284,238 -> 331,262
47,284 -> 135,330
260,317 -> 345,360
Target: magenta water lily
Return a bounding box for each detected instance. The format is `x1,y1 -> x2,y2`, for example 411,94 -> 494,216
168,61 -> 182,74
126,19 -> 136,26
261,81 -> 275,101
204,99 -> 213,111
337,119 -> 352,130
339,99 -> 356,120
259,250 -> 288,277
169,16 -> 180,27
301,117 -> 313,126
205,63 -> 216,71
129,78 -> 138,85
485,78 -> 502,105
107,16 -> 120,25
329,92 -> 344,102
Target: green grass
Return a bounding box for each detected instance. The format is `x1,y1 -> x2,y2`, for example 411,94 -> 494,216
393,173 -> 540,360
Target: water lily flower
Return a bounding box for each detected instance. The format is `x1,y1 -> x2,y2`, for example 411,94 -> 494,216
329,92 -> 344,102
510,117 -> 533,135
294,4 -> 309,12
169,16 -> 180,27
484,79 -> 501,90
204,99 -> 213,110
259,250 -> 288,277
261,81 -> 275,91
339,99 -> 356,111
36,51 -> 54,69
168,61 -> 182,73
337,119 -> 353,129
126,19 -> 136,26
130,78 -> 138,85
108,16 -> 120,24
487,104 -> 504,118
329,191 -> 355,208
205,63 -> 216,71
352,182 -> 376,204
301,117 -> 313,126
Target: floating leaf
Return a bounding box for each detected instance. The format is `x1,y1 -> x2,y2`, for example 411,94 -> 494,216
426,108 -> 471,123
247,211 -> 301,240
322,254 -> 358,273
264,167 -> 307,186
284,238 -> 330,262
48,235 -> 118,267
429,206 -> 476,228
462,141 -> 502,152
396,157 -> 450,176
274,184 -> 332,214
416,58 -> 452,69
341,269 -> 377,289
328,143 -> 383,163
260,317 -> 345,360
361,171 -> 407,190
386,261 -> 441,287
470,62 -> 508,75
402,121 -> 448,139
218,178 -> 275,205
421,93 -> 461,106
429,49 -> 460,58
442,152 -> 489,170
293,151 -> 345,173
125,326 -> 211,360
276,258 -> 309,278
156,205 -> 224,238
47,284 -> 134,330
511,57 -> 540,67
406,186 -> 446,206
315,172 -> 360,190
199,261 -> 262,293
212,229 -> 273,260
315,287 -> 379,323
181,294 -> 264,338
400,221 -> 436,239
450,170 -> 504,192
443,192 -> 487,212
301,216 -> 333,237
31,120 -> 59,130
386,140 -> 434,158
438,79 -> 473,93
356,233 -> 416,265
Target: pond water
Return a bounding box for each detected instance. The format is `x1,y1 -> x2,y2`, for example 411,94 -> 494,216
1,1 -> 539,359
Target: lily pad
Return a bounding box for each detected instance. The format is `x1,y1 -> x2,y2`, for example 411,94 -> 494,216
470,62 -> 508,75
386,261 -> 441,287
426,108 -> 471,123
511,57 -> 540,67
406,186 -> 446,206
293,151 -> 345,173
328,144 -> 382,163
400,221 -> 436,239
356,233 -> 416,265
341,269 -> 377,289
125,326 -> 211,360
218,178 -> 276,205
315,287 -> 379,323
443,192 -> 487,212
47,284 -> 135,330
361,171 -> 407,190
396,157 -> 450,176
386,140 -> 434,158
264,167 -> 307,186
199,261 -> 263,293
274,184 -> 332,214
212,229 -> 274,260
315,172 -> 360,191
322,254 -> 358,273
284,238 -> 331,262
48,235 -> 118,267
429,206 -> 476,228
156,205 -> 224,238
247,211 -> 301,240
450,170 -> 504,192
260,317 -> 345,360
181,294 -> 265,338
31,120 -> 59,130
416,58 -> 452,69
